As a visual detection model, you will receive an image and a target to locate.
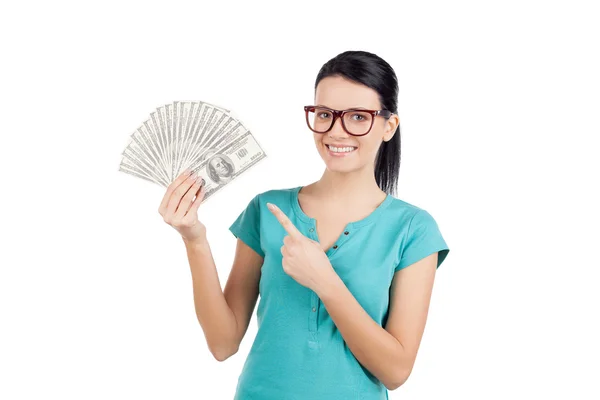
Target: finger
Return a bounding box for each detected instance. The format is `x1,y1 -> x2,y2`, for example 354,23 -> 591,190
183,179 -> 206,218
267,203 -> 303,239
165,172 -> 201,217
174,177 -> 204,220
283,235 -> 293,247
159,169 -> 193,214
281,258 -> 290,273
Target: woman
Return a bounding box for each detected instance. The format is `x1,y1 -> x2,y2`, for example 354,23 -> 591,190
158,50 -> 450,399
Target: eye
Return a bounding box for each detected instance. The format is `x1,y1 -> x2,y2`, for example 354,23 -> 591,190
318,112 -> 331,119
351,113 -> 365,121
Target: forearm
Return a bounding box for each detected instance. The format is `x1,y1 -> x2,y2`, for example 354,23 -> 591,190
315,274 -> 409,390
183,235 -> 237,360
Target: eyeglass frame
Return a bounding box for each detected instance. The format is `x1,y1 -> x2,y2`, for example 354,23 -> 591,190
304,105 -> 394,137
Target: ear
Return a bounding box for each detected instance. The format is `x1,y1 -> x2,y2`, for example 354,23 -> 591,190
383,114 -> 400,142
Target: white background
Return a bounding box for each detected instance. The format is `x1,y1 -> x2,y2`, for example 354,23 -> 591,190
1,0 -> 599,399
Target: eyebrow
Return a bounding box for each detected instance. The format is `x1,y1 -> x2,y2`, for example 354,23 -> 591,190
316,104 -> 368,110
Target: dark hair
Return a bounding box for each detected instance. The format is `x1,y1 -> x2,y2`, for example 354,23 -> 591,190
314,50 -> 400,196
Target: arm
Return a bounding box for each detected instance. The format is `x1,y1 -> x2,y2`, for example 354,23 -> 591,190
184,235 -> 263,362
316,252 -> 438,390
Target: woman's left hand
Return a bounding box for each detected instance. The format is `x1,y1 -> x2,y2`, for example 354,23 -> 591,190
267,202 -> 336,294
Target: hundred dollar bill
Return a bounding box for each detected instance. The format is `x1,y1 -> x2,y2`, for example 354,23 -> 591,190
140,117 -> 169,177
128,125 -> 171,184
172,103 -> 223,178
196,105 -> 231,149
119,156 -> 169,187
122,130 -> 162,175
171,101 -> 184,181
179,102 -> 215,171
176,101 -> 203,178
122,142 -> 169,186
178,102 -> 208,173
118,164 -> 162,187
188,130 -> 266,203
154,103 -> 173,182
171,100 -> 233,182
148,109 -> 170,181
182,112 -> 246,173
185,118 -> 251,173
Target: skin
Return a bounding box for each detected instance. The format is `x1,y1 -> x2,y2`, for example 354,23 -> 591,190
159,75 -> 439,391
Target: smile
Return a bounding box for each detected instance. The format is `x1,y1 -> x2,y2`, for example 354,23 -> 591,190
326,144 -> 357,154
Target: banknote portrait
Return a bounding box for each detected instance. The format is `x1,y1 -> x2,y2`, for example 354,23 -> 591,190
207,153 -> 235,184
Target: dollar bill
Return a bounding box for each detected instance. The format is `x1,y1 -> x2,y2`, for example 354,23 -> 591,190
154,103 -> 172,182
188,130 -> 266,203
119,156 -> 168,187
118,164 -> 161,186
122,144 -> 169,186
148,109 -> 170,181
130,125 -> 171,184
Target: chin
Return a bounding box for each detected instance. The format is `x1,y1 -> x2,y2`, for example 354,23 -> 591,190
320,154 -> 358,173
326,164 -> 358,174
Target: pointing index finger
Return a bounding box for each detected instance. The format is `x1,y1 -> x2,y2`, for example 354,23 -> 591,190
267,203 -> 303,239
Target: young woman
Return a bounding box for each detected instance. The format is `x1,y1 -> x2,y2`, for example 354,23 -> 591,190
158,50 -> 450,400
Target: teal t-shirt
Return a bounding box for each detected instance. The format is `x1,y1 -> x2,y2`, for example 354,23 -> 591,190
229,186 -> 449,400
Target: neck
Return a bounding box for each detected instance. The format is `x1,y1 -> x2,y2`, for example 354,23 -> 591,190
312,166 -> 386,203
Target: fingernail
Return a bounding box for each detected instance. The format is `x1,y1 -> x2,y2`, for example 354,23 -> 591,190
267,203 -> 274,210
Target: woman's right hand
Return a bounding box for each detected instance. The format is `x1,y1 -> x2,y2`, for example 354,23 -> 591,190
158,169 -> 207,243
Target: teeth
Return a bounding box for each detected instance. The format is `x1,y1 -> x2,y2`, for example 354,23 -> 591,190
328,145 -> 356,153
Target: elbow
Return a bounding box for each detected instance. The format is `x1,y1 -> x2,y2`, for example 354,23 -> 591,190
384,367 -> 411,391
212,350 -> 233,362
206,321 -> 241,362
209,342 -> 239,362
384,377 -> 407,391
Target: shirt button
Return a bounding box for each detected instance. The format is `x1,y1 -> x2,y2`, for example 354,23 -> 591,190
309,228 -> 314,232
344,231 -> 349,235
312,307 -> 316,312
333,245 -> 338,249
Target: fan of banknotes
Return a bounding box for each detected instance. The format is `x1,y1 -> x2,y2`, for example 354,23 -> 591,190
118,100 -> 266,203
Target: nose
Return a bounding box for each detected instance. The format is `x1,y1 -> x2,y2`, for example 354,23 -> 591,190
328,115 -> 350,139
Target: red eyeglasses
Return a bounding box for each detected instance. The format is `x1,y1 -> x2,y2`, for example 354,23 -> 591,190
304,105 -> 394,136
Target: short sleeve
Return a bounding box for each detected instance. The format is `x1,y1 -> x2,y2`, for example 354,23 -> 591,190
229,194 -> 265,258
395,209 -> 450,272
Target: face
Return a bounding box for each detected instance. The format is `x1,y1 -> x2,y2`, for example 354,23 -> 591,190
210,156 -> 229,176
312,75 -> 399,174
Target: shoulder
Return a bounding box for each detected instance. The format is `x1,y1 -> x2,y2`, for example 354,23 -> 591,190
378,196 -> 445,239
382,195 -> 428,225
386,197 -> 450,270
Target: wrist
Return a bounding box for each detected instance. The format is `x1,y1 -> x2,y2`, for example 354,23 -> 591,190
315,270 -> 343,301
182,234 -> 208,249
